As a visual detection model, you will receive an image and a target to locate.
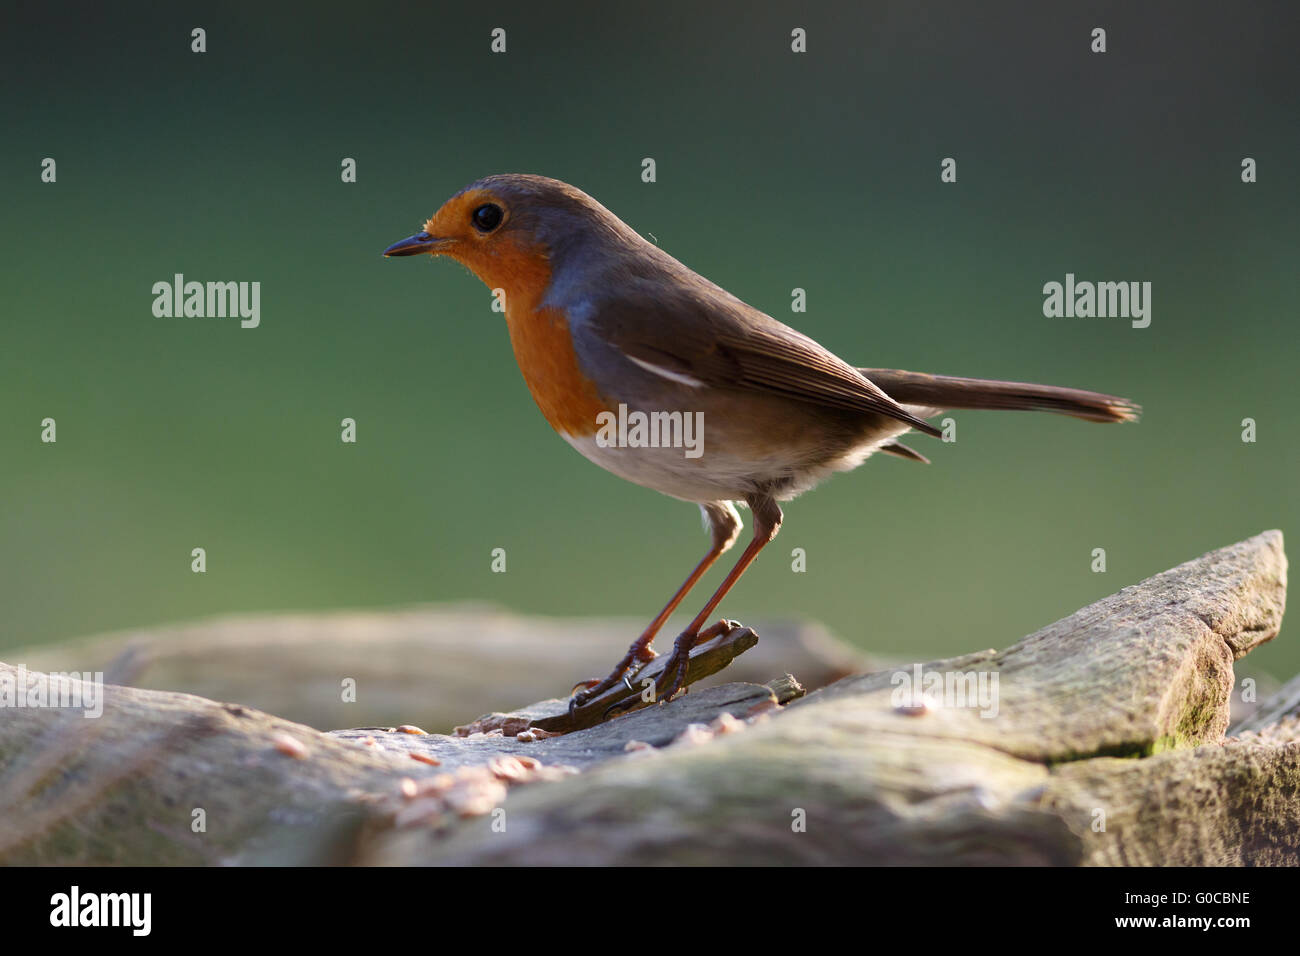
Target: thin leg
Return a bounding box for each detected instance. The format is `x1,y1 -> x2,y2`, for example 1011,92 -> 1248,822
569,502 -> 742,711
657,493 -> 784,701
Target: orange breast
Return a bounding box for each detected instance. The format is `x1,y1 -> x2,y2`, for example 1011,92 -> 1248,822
447,229 -> 608,437
505,304 -> 607,438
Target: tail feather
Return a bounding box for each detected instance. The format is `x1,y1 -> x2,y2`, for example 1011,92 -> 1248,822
879,441 -> 931,464
858,368 -> 1140,424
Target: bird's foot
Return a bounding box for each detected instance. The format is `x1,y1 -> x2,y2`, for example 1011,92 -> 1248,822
602,619 -> 743,719
567,682 -> 605,717
567,638 -> 659,716
656,619 -> 740,702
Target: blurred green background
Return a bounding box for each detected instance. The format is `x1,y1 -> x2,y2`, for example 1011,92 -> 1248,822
2,1 -> 1297,677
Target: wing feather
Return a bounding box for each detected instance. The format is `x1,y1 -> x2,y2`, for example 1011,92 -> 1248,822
587,284 -> 941,438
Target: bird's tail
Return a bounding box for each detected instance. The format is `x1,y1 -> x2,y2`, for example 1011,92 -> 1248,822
858,368 -> 1140,424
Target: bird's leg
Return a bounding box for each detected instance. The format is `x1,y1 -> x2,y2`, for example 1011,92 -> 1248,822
656,494 -> 784,702
566,551 -> 718,704
569,503 -> 742,713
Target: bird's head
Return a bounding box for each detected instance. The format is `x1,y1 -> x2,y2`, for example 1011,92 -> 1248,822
384,174 -> 637,302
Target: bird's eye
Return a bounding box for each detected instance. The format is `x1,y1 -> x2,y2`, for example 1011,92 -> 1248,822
472,203 -> 503,233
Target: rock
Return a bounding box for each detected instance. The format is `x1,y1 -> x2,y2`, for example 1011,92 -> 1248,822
11,605 -> 869,732
0,531 -> 1293,866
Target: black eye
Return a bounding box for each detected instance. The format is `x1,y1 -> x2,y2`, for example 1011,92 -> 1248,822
472,203 -> 503,233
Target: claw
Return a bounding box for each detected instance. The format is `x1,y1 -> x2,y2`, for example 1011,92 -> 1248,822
568,619 -> 745,723
649,630 -> 698,706
567,679 -> 602,717
697,619 -> 740,642
658,656 -> 690,703
603,696 -> 639,720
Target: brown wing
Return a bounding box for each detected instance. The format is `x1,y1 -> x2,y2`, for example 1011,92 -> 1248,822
587,282 -> 942,438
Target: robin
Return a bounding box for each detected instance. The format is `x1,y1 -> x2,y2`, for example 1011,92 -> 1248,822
384,174 -> 1138,712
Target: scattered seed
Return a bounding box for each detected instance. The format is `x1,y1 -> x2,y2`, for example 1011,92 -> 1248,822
409,752 -> 442,766
444,781 -> 508,817
397,724 -> 429,735
709,713 -> 745,735
488,755 -> 530,782
516,727 -> 560,742
673,723 -> 713,746
271,733 -> 308,759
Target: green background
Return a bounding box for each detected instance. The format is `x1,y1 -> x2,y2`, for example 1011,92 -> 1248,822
3,2 -> 1296,678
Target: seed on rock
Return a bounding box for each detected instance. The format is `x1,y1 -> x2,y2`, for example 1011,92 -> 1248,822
673,723 -> 713,746
516,727 -> 560,742
444,781 -> 508,817
894,698 -> 931,716
709,713 -> 745,735
271,733 -> 308,759
488,756 -> 530,782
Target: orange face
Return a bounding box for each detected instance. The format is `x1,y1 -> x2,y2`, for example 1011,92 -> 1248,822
385,187 -> 551,304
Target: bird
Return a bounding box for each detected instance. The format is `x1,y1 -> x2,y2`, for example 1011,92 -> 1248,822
384,174 -> 1138,713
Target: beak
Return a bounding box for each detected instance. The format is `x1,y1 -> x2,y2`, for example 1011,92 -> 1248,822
383,232 -> 448,257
